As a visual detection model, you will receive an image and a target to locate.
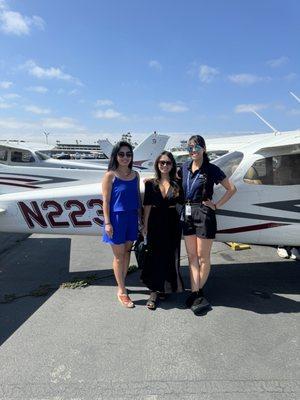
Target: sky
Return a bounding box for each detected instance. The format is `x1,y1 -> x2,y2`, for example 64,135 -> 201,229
0,0 -> 299,148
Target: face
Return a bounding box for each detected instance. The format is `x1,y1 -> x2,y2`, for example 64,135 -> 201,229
187,141 -> 205,160
117,146 -> 133,166
158,155 -> 173,174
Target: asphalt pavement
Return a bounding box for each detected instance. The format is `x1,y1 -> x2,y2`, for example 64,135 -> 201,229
0,234 -> 299,400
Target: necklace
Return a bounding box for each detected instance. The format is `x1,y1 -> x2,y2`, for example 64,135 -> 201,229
117,168 -> 131,179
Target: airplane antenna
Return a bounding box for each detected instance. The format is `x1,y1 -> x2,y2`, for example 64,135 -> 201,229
289,91 -> 300,104
43,131 -> 50,144
251,110 -> 279,135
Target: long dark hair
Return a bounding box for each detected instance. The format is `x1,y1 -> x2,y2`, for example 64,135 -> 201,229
108,141 -> 133,171
188,134 -> 210,165
153,151 -> 180,197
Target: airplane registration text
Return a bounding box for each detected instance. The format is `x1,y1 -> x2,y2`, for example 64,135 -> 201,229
18,199 -> 104,229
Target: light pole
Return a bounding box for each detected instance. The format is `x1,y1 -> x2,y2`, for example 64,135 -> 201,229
43,131 -> 50,144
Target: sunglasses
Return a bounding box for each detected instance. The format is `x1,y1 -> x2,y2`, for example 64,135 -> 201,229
158,160 -> 172,166
187,144 -> 203,153
117,151 -> 133,158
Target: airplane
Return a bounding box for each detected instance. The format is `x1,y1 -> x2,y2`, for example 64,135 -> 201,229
85,132 -> 169,170
172,132 -> 276,165
0,129 -> 299,247
0,133 -> 169,194
0,140 -> 105,170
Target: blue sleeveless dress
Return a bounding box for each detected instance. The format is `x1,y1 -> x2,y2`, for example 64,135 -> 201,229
102,175 -> 140,244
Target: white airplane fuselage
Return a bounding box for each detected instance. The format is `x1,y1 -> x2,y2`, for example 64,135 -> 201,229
0,131 -> 299,246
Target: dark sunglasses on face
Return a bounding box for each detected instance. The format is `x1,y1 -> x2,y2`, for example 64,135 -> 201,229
187,144 -> 203,153
117,151 -> 133,158
158,160 -> 172,166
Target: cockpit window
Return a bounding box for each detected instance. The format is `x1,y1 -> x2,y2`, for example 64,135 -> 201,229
0,148 -> 8,162
213,151 -> 244,178
11,150 -> 35,163
36,151 -> 50,160
244,153 -> 300,185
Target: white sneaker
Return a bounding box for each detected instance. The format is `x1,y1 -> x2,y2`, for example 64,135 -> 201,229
277,247 -> 290,259
290,247 -> 300,261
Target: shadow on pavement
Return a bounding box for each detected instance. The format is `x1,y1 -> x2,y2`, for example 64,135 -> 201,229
1,237 -> 299,346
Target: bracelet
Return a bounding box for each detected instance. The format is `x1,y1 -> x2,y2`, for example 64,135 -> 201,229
105,222 -> 111,225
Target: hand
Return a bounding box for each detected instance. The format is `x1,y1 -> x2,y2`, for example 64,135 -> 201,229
105,223 -> 113,238
141,226 -> 148,237
202,200 -> 216,210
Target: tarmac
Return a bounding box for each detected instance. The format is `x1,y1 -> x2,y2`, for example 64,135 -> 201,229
0,234 -> 299,400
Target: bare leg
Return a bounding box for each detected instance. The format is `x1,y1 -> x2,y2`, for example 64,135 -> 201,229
184,235 -> 200,292
111,244 -> 127,294
123,241 -> 133,279
197,238 -> 213,289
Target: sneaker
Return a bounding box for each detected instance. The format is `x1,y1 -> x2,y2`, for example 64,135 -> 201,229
191,296 -> 210,315
185,291 -> 198,308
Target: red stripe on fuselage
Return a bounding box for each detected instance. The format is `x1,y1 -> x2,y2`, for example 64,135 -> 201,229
217,222 -> 288,234
0,181 -> 39,189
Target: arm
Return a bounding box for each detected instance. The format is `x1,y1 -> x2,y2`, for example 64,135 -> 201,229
142,205 -> 151,237
136,171 -> 143,228
141,181 -> 153,236
102,171 -> 114,237
215,177 -> 237,209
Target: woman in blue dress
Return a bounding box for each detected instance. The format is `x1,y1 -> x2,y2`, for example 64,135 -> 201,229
102,141 -> 140,308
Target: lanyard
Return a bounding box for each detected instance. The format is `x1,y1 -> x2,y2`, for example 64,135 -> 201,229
186,170 -> 199,199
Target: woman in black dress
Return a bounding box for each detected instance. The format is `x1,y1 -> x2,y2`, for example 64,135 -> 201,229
141,151 -> 183,310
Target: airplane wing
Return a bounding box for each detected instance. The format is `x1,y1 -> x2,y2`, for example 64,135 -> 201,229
0,207 -> 6,215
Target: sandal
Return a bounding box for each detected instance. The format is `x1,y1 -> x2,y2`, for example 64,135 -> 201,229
146,293 -> 157,310
117,293 -> 135,308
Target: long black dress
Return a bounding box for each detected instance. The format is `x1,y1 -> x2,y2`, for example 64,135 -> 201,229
141,180 -> 184,293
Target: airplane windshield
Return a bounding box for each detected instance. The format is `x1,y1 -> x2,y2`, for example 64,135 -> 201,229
244,153 -> 300,185
36,151 -> 50,160
0,148 -> 8,163
213,151 -> 244,177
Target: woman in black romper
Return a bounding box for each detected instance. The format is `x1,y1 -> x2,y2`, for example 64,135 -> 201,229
180,135 -> 236,315
141,151 -> 183,310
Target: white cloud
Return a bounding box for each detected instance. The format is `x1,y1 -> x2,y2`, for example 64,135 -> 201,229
26,85 -> 48,93
3,93 -> 20,99
234,103 -> 269,113
0,117 -> 36,129
94,109 -> 122,119
199,65 -> 219,83
0,95 -> 15,108
0,0 -> 45,36
287,108 -> 300,116
0,80 -> 12,89
0,101 -> 11,109
159,102 -> 188,113
24,105 -> 51,115
68,89 -> 79,96
149,60 -> 162,71
41,117 -> 85,131
266,56 -> 289,68
284,73 -> 297,81
22,60 -> 82,86
96,99 -> 114,106
0,116 -> 85,136
228,73 -> 270,85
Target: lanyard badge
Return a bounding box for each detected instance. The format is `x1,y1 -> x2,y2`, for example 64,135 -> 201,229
185,204 -> 192,216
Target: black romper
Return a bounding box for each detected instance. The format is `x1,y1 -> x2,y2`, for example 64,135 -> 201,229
141,180 -> 184,293
180,161 -> 226,239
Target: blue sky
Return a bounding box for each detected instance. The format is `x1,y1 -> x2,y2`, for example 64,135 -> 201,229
0,0 -> 299,147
